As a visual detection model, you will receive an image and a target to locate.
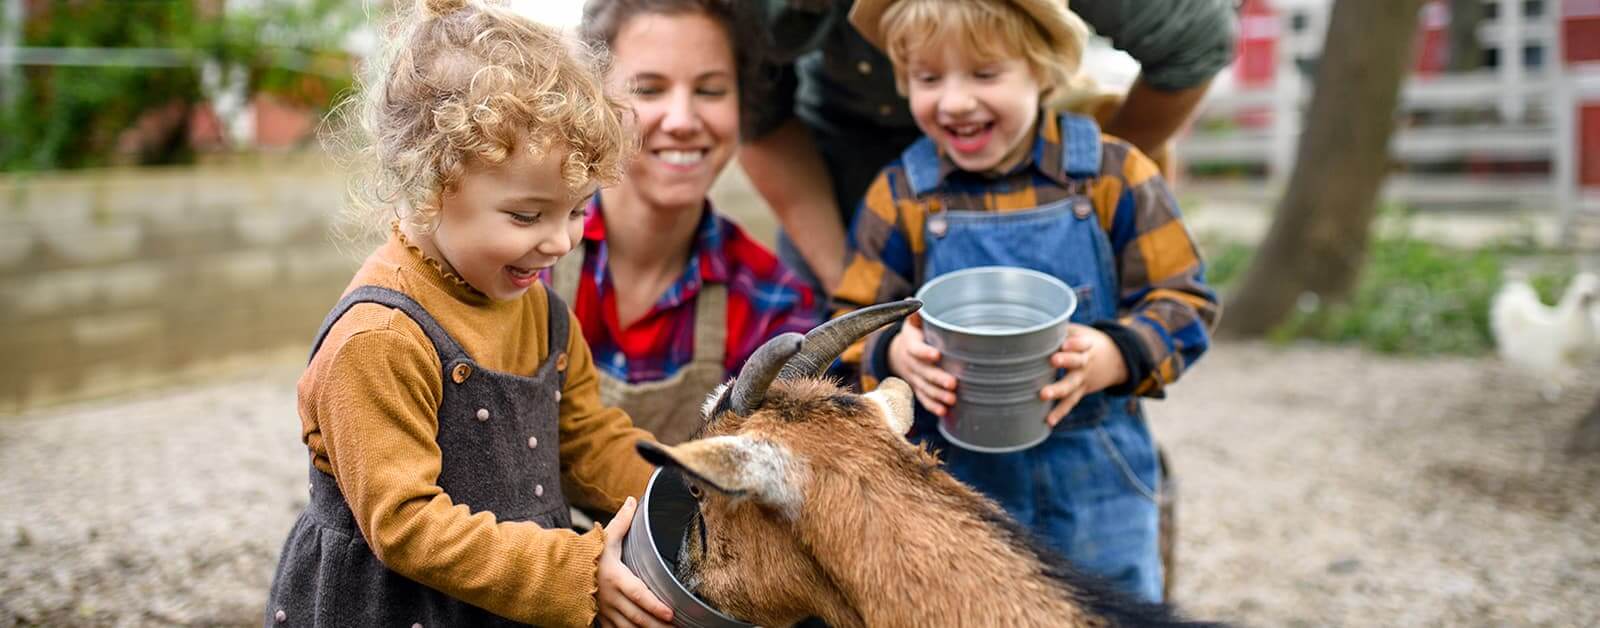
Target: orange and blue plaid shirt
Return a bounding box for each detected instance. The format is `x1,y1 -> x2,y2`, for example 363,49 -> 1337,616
562,196 -> 821,384
834,111 -> 1220,397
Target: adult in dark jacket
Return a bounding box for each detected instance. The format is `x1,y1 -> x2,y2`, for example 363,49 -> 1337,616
744,0 -> 1238,296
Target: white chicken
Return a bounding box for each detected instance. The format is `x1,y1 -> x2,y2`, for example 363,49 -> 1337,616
1490,271 -> 1600,400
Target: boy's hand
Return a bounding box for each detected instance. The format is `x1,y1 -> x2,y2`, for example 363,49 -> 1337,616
1042,324 -> 1128,426
887,313 -> 958,416
596,497 -> 673,628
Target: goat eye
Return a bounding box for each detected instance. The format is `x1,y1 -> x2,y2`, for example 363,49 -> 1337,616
687,483 -> 704,500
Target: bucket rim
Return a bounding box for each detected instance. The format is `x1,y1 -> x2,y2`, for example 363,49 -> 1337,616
915,266 -> 1076,338
629,468 -> 758,627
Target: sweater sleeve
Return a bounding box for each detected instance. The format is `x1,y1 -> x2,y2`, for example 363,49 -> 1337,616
556,308 -> 658,513
1089,141 -> 1220,397
311,313 -> 608,628
1072,0 -> 1238,91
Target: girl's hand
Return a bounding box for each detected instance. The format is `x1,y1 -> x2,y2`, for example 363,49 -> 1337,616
596,497 -> 673,628
1041,324 -> 1128,426
887,313 -> 958,416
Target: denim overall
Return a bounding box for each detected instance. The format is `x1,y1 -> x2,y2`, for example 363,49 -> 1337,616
265,286 -> 571,626
903,122 -> 1164,602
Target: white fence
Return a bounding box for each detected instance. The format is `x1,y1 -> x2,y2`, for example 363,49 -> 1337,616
1184,68 -> 1600,243
1181,0 -> 1600,246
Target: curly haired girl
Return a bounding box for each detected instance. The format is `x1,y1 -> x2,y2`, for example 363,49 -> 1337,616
263,1 -> 672,626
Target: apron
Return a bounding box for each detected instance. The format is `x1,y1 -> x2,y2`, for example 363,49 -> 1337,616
265,285 -> 571,627
549,248 -> 727,446
914,187 -> 1166,603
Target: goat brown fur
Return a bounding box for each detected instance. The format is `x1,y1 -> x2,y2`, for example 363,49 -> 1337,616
639,377 -> 1215,628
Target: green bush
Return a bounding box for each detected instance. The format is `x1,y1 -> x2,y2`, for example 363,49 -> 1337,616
0,0 -> 359,172
1200,236 -> 1577,356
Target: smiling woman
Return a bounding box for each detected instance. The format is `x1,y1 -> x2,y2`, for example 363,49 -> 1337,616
555,0 -> 822,445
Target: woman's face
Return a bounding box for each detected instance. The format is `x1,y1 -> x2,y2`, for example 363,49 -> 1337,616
608,12 -> 739,211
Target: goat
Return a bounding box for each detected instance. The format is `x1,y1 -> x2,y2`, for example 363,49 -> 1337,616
636,300 -> 1221,628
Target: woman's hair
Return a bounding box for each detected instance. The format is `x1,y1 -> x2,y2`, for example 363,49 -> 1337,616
577,0 -> 767,136
327,0 -> 631,236
879,0 -> 1095,105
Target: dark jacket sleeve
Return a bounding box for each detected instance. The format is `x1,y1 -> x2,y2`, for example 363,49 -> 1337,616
1071,0 -> 1239,91
748,0 -> 838,138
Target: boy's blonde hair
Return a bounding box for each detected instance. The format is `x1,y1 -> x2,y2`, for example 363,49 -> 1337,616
879,0 -> 1094,106
328,0 -> 631,236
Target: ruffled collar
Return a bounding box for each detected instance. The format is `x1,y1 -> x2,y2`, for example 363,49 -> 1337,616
392,222 -> 490,303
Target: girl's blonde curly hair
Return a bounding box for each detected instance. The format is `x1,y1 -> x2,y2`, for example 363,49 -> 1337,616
327,0 -> 632,237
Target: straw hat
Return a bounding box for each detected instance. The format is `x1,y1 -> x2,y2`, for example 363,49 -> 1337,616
848,0 -> 1089,62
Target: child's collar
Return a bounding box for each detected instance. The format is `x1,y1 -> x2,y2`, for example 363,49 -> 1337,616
902,110 -> 1102,196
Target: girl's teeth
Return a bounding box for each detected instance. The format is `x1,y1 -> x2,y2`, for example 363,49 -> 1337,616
658,150 -> 704,165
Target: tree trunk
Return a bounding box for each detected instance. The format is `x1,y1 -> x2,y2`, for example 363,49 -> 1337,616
1572,396 -> 1600,456
1447,0 -> 1484,72
1218,0 -> 1428,337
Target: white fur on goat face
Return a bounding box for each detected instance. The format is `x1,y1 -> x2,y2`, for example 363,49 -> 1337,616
646,378 -> 921,626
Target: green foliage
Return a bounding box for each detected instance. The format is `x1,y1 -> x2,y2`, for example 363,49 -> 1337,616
1201,240 -> 1254,288
1203,235 -> 1577,356
0,0 -> 361,171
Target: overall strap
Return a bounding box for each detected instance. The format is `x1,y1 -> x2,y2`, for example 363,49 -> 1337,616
307,286 -> 468,366
544,286 -> 571,384
691,282 -> 728,362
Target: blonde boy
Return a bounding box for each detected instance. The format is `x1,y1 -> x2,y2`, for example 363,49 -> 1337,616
835,0 -> 1220,602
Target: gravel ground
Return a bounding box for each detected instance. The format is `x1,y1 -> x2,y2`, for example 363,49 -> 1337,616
2,341 -> 1597,627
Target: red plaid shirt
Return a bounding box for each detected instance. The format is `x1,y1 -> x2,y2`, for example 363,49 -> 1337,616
558,196 -> 821,384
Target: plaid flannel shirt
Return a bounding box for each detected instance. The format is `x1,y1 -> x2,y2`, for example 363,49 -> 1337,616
562,196 -> 821,384
833,111 -> 1220,397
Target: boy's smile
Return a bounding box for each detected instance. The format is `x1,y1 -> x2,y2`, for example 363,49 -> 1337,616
905,46 -> 1041,175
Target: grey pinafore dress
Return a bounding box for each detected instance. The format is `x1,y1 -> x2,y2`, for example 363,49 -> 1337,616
548,249 -> 726,446
264,285 -> 572,627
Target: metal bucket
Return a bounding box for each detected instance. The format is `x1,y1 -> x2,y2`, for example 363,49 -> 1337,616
915,266 -> 1076,453
622,468 -> 756,628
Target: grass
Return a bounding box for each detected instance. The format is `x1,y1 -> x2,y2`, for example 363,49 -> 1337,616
1200,233 -> 1580,356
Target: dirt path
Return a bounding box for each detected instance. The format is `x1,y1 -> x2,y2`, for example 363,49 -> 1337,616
2,342 -> 1596,627
1153,343 -> 1600,627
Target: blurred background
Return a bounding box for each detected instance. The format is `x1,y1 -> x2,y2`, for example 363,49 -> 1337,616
1,0 -> 1598,626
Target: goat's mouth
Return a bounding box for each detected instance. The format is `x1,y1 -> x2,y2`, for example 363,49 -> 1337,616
673,511 -> 708,592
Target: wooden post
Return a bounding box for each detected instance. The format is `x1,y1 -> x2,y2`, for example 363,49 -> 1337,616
1498,0 -> 1526,122
1,0 -> 21,109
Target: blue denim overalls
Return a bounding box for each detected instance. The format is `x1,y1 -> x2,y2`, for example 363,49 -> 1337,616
901,116 -> 1164,602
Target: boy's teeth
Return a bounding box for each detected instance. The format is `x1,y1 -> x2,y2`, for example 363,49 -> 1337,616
658,150 -> 704,165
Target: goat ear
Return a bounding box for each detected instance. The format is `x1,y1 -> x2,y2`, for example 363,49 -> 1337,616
636,437 -> 801,510
864,378 -> 915,437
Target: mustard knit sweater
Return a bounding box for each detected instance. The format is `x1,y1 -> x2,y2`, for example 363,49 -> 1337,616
298,229 -> 656,626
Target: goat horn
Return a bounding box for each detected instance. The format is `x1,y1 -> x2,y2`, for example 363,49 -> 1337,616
777,298 -> 922,380
731,332 -> 805,416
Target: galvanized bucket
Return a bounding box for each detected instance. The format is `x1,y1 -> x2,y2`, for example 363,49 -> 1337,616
915,266 -> 1076,453
622,468 -> 756,628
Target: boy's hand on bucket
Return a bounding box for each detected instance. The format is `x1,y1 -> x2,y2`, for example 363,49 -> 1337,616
597,496 -> 674,628
1042,324 -> 1128,426
888,313 -> 958,416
